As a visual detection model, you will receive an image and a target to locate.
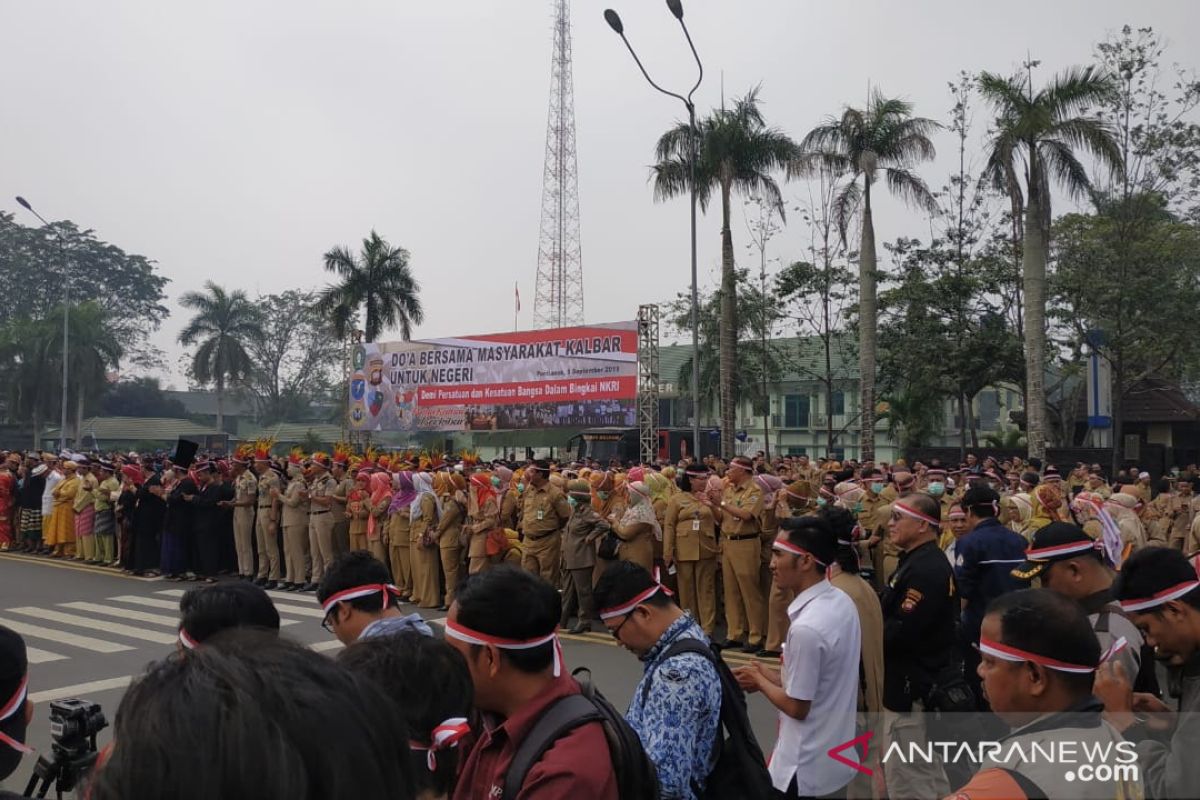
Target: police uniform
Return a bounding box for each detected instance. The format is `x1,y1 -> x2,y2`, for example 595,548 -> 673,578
254,465 -> 282,583
881,538 -> 958,799
233,466 -> 258,578
307,467 -> 338,585
663,489 -> 719,635
280,473 -> 310,586
719,479 -> 766,647
520,482 -> 571,585
331,470 -> 354,555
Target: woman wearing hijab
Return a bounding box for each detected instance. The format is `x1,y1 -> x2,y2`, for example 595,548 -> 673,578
611,480 -> 658,574
366,471 -> 392,567
433,473 -> 465,610
46,461 -> 79,558
387,472 -> 417,599
409,472 -> 442,609
465,471 -> 500,574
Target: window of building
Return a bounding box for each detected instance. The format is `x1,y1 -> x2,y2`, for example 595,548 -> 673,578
978,390 -> 1001,431
831,390 -> 845,416
786,447 -> 807,456
783,395 -> 810,429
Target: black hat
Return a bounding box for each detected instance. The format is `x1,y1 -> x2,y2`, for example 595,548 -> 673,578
961,485 -> 1001,513
1011,522 -> 1102,580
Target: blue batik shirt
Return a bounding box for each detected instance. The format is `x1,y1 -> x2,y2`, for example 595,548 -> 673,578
359,613 -> 434,640
626,613 -> 721,800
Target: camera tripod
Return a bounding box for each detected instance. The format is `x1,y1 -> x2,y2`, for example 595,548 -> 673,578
22,740 -> 100,800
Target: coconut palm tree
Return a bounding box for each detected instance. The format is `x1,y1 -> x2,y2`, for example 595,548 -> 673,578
979,65 -> 1121,460
799,89 -> 940,463
178,282 -> 264,433
315,230 -> 423,343
652,86 -> 797,457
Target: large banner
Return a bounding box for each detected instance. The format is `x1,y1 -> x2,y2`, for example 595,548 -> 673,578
348,321 -> 638,432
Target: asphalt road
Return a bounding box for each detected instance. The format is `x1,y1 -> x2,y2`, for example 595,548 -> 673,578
0,551 -> 779,796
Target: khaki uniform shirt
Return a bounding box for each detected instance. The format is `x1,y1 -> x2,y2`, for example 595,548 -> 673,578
563,506 -> 609,569
664,491 -> 719,561
720,481 -> 763,536
235,471 -> 258,515
257,472 -> 280,512
281,479 -> 309,527
520,484 -> 571,538
332,476 -> 353,520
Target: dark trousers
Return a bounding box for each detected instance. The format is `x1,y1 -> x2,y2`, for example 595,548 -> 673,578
560,567 -> 596,624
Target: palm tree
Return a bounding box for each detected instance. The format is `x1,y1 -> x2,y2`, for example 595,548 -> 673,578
60,302 -> 123,443
979,65 -> 1121,460
653,87 -> 797,457
799,89 -> 940,463
178,282 -> 264,433
316,230 -> 423,343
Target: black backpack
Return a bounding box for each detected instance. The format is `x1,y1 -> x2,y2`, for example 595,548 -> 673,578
503,666 -> 660,800
639,639 -> 774,800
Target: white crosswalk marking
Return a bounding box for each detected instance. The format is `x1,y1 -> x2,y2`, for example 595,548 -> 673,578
154,588 -> 325,618
60,601 -> 181,627
8,607 -> 177,645
26,647 -> 67,664
0,616 -> 132,653
107,595 -> 185,610
64,600 -> 299,628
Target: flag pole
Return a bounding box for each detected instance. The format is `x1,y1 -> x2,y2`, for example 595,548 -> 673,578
514,281 -> 519,331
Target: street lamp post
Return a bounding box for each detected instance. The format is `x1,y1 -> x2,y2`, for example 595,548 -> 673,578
604,1 -> 704,462
15,196 -> 70,451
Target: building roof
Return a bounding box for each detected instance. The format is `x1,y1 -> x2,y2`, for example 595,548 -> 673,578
237,423 -> 346,444
163,390 -> 257,417
43,416 -> 223,442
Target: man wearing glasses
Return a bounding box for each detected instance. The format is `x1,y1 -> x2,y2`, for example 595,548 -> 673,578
316,551 -> 433,644
594,561 -> 722,800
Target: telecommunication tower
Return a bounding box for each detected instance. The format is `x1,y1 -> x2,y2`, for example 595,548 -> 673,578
533,0 -> 585,329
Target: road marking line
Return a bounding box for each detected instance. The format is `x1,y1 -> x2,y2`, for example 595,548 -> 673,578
26,647 -> 67,664
154,588 -> 328,619
7,607 -> 177,645
30,676 -> 133,703
61,601 -> 296,628
310,640 -> 343,652
0,617 -> 132,653
107,595 -> 187,610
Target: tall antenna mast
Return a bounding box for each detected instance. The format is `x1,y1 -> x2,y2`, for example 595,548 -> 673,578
534,0 -> 585,330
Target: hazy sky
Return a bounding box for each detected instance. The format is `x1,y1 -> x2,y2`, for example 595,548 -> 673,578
3,1 -> 1197,386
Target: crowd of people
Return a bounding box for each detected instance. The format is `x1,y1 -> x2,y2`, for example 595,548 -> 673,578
5,446 -> 1200,798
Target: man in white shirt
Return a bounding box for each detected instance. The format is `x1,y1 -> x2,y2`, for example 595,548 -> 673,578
39,452 -> 63,549
734,515 -> 861,799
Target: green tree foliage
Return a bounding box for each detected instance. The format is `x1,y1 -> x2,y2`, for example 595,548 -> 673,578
666,269 -> 786,428
653,87 -> 797,457
0,212 -> 168,367
316,230 -> 423,343
799,89 -> 940,462
979,62 -> 1123,459
178,282 -> 264,433
241,290 -> 343,425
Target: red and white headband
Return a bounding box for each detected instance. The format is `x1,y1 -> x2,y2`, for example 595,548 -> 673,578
892,501 -> 940,528
409,717 -> 471,771
978,635 -> 1128,674
321,583 -> 402,615
1025,540 -> 1101,561
772,536 -> 826,567
0,675 -> 32,754
178,628 -> 199,650
444,619 -> 562,677
599,584 -> 673,621
1120,580 -> 1200,613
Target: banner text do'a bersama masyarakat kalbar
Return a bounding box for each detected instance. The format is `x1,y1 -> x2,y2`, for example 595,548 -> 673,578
347,321 -> 638,432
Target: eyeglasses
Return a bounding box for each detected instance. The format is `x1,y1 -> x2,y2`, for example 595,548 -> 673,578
607,613 -> 633,640
320,610 -> 334,633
